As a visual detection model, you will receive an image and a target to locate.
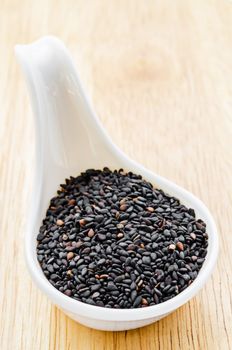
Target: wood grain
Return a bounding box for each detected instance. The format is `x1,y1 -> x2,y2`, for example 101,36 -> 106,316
0,0 -> 232,349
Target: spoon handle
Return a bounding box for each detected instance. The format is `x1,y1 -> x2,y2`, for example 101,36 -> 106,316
15,36 -> 123,220
15,36 -> 116,168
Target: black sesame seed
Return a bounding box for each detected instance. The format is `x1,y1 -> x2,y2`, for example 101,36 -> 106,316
133,295 -> 142,307
37,168 -> 208,309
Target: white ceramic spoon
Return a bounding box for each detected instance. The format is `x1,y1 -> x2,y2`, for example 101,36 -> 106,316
15,36 -> 218,331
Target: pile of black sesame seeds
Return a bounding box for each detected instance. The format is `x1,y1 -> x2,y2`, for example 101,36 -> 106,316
37,168 -> 208,308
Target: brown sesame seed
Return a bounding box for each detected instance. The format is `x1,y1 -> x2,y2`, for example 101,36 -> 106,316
120,204 -> 127,211
67,252 -> 74,260
141,298 -> 148,306
56,219 -> 64,226
79,219 -> 86,227
147,207 -> 155,212
168,244 -> 176,251
87,228 -> 95,238
190,233 -> 196,240
176,242 -> 184,251
119,198 -> 127,205
138,280 -> 143,287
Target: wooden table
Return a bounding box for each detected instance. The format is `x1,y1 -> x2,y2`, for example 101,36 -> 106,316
1,1 -> 231,349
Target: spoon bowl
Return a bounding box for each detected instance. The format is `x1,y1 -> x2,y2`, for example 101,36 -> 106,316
15,36 -> 218,331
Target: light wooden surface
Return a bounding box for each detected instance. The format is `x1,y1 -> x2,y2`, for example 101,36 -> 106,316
0,0 -> 232,349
